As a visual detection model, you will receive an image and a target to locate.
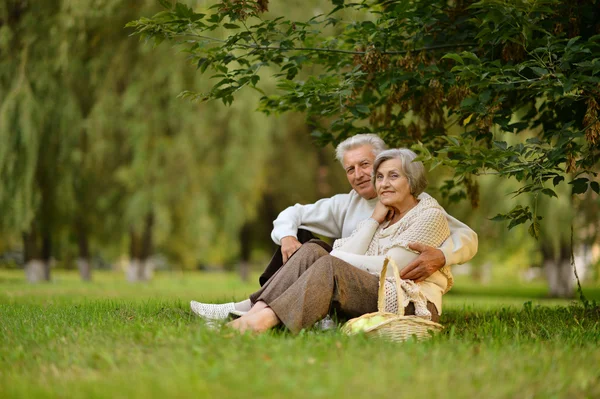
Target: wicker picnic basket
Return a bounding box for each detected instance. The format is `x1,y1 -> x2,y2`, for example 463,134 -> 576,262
342,257 -> 443,342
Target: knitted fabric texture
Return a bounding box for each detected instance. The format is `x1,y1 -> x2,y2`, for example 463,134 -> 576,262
334,195 -> 452,317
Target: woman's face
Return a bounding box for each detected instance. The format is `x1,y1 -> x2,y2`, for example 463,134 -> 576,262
375,158 -> 413,208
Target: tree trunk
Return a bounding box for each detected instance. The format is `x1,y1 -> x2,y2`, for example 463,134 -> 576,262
23,226 -> 50,283
471,262 -> 492,285
127,213 -> 154,282
316,149 -> 330,197
261,193 -> 279,253
238,222 -> 252,282
77,220 -> 92,281
542,244 -> 574,298
41,233 -> 51,280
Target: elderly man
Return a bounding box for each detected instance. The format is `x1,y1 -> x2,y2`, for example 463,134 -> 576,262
191,134 -> 477,319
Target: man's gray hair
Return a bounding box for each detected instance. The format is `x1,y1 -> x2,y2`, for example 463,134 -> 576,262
335,134 -> 387,164
372,149 -> 428,196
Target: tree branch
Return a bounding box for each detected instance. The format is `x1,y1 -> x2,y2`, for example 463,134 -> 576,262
181,33 -> 476,55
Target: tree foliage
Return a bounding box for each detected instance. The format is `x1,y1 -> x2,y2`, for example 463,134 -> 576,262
0,0 -> 285,277
128,0 -> 600,236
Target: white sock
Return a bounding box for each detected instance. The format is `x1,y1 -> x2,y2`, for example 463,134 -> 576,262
234,299 -> 252,312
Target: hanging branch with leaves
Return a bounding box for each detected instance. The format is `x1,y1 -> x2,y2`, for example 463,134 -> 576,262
128,0 -> 600,237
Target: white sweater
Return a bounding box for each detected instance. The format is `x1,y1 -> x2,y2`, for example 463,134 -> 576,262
271,190 -> 478,267
330,195 -> 453,314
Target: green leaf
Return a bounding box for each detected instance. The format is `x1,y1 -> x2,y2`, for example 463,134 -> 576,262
490,214 -> 508,221
508,217 -> 527,230
197,57 -> 208,70
355,104 -> 370,114
446,136 -> 460,146
566,36 -> 581,48
570,178 -> 589,194
158,0 -> 172,9
175,3 -> 193,18
591,181 -> 600,194
553,176 -> 564,186
286,67 -> 298,80
190,13 -> 205,22
460,51 -> 480,63
223,23 -> 241,29
541,188 -> 558,198
493,141 -> 507,150
460,97 -> 476,107
207,14 -> 221,23
531,67 -> 548,76
441,53 -> 464,65
429,158 -> 443,171
528,221 -> 540,239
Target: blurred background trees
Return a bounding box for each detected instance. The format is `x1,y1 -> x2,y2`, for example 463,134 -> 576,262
1,0 -> 599,298
0,0 -> 348,283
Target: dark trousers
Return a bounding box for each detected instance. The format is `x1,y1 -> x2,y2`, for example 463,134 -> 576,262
259,229 -> 332,286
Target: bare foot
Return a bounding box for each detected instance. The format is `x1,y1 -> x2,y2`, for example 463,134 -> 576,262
227,317 -> 254,334
244,300 -> 269,317
227,308 -> 280,334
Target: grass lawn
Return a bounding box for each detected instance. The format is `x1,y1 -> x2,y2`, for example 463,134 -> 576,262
1,269 -> 599,399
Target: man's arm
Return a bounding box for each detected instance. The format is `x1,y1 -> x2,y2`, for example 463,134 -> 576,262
400,243 -> 447,282
400,213 -> 478,282
440,213 -> 478,266
271,193 -> 351,245
271,193 -> 351,263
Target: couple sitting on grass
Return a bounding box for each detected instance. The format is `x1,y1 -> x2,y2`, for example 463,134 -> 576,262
192,134 -> 478,334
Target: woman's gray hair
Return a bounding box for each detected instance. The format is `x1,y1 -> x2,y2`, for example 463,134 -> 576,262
372,149 -> 428,196
335,134 -> 387,164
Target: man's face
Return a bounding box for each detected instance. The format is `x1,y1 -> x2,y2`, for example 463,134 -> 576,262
342,145 -> 377,199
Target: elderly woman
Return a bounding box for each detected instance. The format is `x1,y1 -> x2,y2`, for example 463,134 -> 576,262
229,149 -> 454,334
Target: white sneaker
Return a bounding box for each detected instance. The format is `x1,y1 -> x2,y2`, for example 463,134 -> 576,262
190,301 -> 236,320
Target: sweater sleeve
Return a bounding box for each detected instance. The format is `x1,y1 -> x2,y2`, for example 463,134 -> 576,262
331,218 -> 379,255
331,207 -> 449,277
392,208 -> 450,249
270,193 -> 350,245
439,212 -> 478,267
330,247 -> 418,277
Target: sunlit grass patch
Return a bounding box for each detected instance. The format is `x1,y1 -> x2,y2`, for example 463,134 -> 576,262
1,270 -> 599,398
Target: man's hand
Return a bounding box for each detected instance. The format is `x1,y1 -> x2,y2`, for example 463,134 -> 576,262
400,242 -> 446,282
281,236 -> 302,264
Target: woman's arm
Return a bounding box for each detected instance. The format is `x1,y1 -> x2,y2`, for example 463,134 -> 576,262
332,218 -> 379,255
333,201 -> 391,254
330,247 -> 418,277
332,207 -> 450,276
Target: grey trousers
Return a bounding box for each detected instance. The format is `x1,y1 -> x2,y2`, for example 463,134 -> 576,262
249,243 -> 439,334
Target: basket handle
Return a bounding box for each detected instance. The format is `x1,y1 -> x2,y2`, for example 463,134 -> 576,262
377,257 -> 405,316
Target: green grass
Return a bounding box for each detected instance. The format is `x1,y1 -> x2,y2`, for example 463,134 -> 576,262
1,270 -> 599,399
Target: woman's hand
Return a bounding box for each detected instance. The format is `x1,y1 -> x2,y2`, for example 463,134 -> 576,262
371,201 -> 394,224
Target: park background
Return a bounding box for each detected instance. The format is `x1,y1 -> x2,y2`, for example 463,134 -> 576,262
1,0 -> 599,398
